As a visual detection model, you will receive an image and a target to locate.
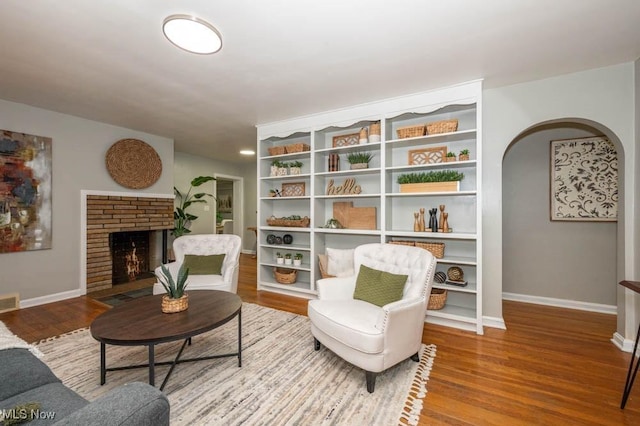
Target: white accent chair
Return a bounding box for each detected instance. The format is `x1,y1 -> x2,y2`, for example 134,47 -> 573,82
307,243 -> 437,393
153,234 -> 242,295
221,219 -> 234,234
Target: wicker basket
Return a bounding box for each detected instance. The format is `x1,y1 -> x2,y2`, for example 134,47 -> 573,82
415,241 -> 445,259
389,240 -> 415,247
266,216 -> 310,228
268,146 -> 286,156
426,119 -> 458,135
285,143 -> 310,154
396,125 -> 425,139
161,294 -> 189,313
274,267 -> 297,284
318,254 -> 335,279
428,289 -> 447,310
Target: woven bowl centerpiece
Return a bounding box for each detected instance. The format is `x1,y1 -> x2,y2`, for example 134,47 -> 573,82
106,138 -> 162,189
161,293 -> 189,314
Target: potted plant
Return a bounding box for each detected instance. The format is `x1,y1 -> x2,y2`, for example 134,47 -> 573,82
289,161 -> 303,175
347,151 -> 373,170
445,151 -> 457,162
173,176 -> 216,237
156,264 -> 190,313
459,149 -> 470,161
284,253 -> 292,265
269,189 -> 277,197
397,170 -> 464,193
276,252 -> 284,264
294,253 -> 303,266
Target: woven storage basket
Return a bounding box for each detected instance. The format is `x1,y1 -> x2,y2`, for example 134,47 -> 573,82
266,216 -> 310,227
389,240 -> 415,247
161,294 -> 189,314
428,289 -> 447,310
274,267 -> 297,284
285,143 -> 310,154
318,254 -> 335,279
396,125 -> 425,139
415,241 -> 445,259
268,146 -> 286,156
426,119 -> 458,135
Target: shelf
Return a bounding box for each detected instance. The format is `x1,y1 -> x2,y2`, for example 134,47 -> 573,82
260,196 -> 311,201
386,161 -> 476,172
261,261 -> 312,272
315,168 -> 381,177
259,280 -> 315,295
315,142 -> 381,155
261,152 -> 311,161
315,228 -> 381,236
261,244 -> 311,251
386,129 -> 476,148
260,226 -> 312,233
436,255 -> 477,265
387,191 -> 476,197
433,281 -> 477,294
387,231 -> 476,240
260,173 -> 311,181
315,194 -> 381,199
427,303 -> 476,322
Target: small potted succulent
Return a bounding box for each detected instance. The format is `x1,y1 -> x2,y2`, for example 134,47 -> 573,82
293,253 -> 303,266
284,253 -> 292,265
289,161 -> 303,175
276,252 -> 284,264
156,264 -> 190,313
458,149 -> 470,161
445,151 -> 457,162
347,151 -> 373,170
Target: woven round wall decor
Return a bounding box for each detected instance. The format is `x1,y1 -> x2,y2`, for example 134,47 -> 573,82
105,138 -> 162,189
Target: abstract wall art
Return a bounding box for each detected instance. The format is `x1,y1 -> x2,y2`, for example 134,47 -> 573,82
0,129 -> 52,252
550,136 -> 617,221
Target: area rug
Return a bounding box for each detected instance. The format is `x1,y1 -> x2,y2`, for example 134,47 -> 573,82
36,303 -> 436,425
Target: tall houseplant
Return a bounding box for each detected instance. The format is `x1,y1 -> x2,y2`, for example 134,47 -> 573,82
173,176 -> 216,237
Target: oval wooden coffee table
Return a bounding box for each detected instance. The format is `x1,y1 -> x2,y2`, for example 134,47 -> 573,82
91,290 -> 242,391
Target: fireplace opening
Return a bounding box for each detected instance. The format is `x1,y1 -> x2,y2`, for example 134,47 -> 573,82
110,231 -> 159,285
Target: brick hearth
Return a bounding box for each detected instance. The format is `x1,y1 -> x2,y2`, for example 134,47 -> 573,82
86,195 -> 173,293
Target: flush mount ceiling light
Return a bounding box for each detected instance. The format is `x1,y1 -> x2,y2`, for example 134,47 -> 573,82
163,15 -> 222,54
240,149 -> 255,156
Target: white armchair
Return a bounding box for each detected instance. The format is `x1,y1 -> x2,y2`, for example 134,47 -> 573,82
153,234 -> 242,295
307,243 -> 436,393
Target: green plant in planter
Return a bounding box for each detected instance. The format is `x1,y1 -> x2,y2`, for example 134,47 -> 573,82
446,151 -> 456,158
156,264 -> 189,299
294,253 -> 303,260
285,253 -> 292,259
271,160 -> 286,168
347,151 -> 374,164
459,149 -> 470,155
173,176 -> 216,237
289,161 -> 303,168
397,170 -> 464,184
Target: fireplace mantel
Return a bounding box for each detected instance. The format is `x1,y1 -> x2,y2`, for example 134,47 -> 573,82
80,190 -> 174,293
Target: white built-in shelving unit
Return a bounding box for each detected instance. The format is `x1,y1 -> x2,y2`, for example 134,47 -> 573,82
256,80 -> 483,334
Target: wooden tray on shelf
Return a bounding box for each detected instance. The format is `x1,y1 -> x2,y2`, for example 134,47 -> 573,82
332,133 -> 359,147
266,216 -> 310,227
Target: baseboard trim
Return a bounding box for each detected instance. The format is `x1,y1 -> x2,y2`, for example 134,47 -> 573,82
20,289 -> 85,309
612,332 -> 639,354
503,292 -> 616,315
241,249 -> 256,255
483,316 -> 507,330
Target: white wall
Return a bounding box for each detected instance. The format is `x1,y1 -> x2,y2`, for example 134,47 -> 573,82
173,152 -> 257,251
484,63 -> 636,338
503,125 -> 617,305
0,99 -> 174,302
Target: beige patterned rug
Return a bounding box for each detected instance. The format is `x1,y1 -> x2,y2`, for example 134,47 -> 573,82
37,303 -> 436,425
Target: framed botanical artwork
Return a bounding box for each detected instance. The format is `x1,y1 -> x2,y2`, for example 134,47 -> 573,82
550,136 -> 617,221
0,129 -> 53,253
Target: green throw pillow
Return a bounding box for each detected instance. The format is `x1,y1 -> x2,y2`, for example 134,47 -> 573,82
353,264 -> 408,307
183,254 -> 226,275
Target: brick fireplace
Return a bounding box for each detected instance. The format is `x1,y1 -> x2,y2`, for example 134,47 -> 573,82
85,194 -> 173,293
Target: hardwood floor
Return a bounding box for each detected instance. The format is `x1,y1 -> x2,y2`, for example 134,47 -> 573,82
1,254 -> 638,424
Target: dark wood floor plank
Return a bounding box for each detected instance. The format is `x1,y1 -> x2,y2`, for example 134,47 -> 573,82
1,254 -> 639,424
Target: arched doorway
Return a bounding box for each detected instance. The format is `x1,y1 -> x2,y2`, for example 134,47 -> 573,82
501,118 -> 625,324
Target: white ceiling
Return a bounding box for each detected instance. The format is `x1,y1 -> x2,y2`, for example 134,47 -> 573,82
1,1 -> 639,164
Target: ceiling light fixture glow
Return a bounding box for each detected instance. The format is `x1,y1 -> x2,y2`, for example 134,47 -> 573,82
240,149 -> 255,156
163,15 -> 222,55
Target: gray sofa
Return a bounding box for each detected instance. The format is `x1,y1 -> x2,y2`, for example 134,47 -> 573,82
0,347 -> 170,425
